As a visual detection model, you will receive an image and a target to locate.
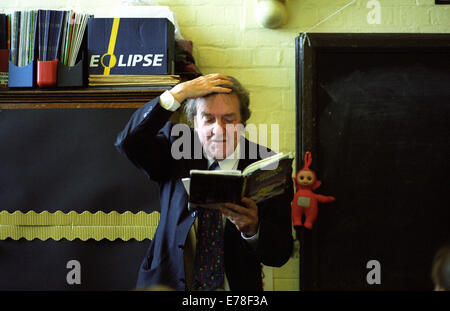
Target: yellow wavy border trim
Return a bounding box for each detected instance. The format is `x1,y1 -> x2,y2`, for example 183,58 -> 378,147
0,211 -> 160,241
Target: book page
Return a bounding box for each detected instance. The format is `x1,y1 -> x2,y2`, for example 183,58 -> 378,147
182,178 -> 190,195
243,156 -> 294,204
242,152 -> 292,176
189,169 -> 242,176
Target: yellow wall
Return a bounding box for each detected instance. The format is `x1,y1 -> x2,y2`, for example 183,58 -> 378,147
2,0 -> 449,290
166,0 -> 449,290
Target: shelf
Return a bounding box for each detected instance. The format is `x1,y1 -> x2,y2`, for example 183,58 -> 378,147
0,87 -> 171,109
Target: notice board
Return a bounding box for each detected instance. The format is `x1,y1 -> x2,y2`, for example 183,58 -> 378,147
0,107 -> 161,290
296,33 -> 450,290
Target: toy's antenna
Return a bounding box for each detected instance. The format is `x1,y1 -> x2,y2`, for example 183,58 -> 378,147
304,151 -> 312,169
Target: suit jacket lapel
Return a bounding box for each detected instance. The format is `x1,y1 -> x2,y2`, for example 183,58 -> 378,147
237,136 -> 262,171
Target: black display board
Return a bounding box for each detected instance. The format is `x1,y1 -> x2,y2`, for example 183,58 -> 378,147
296,33 -> 450,290
0,108 -> 160,290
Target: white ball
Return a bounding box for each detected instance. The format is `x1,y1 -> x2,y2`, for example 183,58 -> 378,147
255,0 -> 288,29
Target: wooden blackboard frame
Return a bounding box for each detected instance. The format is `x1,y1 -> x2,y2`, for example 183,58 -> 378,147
295,33 -> 450,290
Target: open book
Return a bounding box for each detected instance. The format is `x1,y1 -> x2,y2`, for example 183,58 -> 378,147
182,152 -> 294,207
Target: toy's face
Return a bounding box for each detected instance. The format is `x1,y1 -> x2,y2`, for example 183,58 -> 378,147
297,170 -> 316,187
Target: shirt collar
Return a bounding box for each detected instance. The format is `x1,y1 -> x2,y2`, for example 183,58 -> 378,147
207,138 -> 241,171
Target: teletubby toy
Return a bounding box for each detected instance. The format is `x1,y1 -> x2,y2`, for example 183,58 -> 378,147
291,151 -> 335,230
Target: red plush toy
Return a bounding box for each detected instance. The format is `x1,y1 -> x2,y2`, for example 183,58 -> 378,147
291,151 -> 336,230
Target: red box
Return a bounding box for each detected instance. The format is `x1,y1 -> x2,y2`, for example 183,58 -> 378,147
37,59 -> 58,88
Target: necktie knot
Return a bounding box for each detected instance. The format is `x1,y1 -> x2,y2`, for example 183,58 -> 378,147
209,161 -> 219,171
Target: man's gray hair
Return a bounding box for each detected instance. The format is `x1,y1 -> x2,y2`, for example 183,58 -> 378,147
183,75 -> 251,125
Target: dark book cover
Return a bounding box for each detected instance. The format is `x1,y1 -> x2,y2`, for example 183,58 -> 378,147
0,13 -> 7,83
189,174 -> 244,205
0,14 -> 7,49
46,10 -> 63,61
38,10 -> 64,61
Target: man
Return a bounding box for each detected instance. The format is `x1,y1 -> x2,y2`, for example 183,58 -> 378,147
431,243 -> 450,291
115,73 -> 293,290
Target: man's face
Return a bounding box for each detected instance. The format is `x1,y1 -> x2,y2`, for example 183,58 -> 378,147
194,93 -> 243,160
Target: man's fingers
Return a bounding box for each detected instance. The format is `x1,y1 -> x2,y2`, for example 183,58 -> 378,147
210,78 -> 233,86
188,74 -> 233,96
220,205 -> 247,224
220,206 -> 236,219
207,73 -> 231,81
207,76 -> 233,92
204,74 -> 233,89
220,200 -> 257,223
212,86 -> 233,94
203,73 -> 230,84
220,201 -> 259,237
222,202 -> 250,216
240,198 -> 258,213
241,197 -> 256,207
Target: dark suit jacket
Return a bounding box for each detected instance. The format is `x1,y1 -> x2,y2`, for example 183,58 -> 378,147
115,97 -> 293,291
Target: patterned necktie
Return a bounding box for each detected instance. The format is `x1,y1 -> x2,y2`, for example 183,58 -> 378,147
192,161 -> 225,290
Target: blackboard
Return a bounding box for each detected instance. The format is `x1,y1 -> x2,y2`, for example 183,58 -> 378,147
296,34 -> 450,290
0,108 -> 160,290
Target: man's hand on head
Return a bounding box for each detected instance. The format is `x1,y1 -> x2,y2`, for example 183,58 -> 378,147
169,73 -> 233,103
220,197 -> 259,237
